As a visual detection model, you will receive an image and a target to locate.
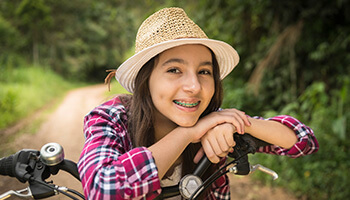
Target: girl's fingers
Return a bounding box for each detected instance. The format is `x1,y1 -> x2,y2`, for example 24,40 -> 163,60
193,147 -> 205,164
217,133 -> 231,153
235,110 -> 251,126
219,109 -> 251,132
215,124 -> 234,151
232,113 -> 245,134
200,123 -> 237,163
201,138 -> 220,163
213,134 -> 230,156
192,108 -> 250,142
224,126 -> 236,147
207,134 -> 226,157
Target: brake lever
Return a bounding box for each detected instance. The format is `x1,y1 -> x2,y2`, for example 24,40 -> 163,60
228,163 -> 278,180
250,164 -> 278,180
0,187 -> 32,199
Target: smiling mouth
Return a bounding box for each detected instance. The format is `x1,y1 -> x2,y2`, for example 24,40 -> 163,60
173,100 -> 200,108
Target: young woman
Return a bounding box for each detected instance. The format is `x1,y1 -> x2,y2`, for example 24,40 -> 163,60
78,7 -> 318,199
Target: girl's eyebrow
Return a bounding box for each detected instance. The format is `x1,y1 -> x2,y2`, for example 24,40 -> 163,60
162,58 -> 213,67
200,61 -> 213,67
162,58 -> 187,66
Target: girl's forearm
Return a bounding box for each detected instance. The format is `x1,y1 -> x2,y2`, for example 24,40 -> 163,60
148,127 -> 192,179
245,118 -> 298,149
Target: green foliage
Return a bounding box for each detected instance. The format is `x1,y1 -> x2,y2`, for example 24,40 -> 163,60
250,79 -> 350,199
218,0 -> 350,199
0,15 -> 23,52
0,66 -> 74,129
15,0 -> 52,27
0,0 -> 141,81
1,0 -> 349,199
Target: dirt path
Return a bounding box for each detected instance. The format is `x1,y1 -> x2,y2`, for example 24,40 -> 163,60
0,84 -> 108,199
0,84 -> 297,200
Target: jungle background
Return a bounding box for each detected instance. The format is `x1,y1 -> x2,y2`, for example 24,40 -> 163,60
0,0 -> 349,199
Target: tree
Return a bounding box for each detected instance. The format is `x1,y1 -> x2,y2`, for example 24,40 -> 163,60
15,0 -> 52,65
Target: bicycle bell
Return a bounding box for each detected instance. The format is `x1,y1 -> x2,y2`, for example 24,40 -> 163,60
40,143 -> 65,166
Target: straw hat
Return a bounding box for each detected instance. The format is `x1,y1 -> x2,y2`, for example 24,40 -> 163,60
115,7 -> 239,93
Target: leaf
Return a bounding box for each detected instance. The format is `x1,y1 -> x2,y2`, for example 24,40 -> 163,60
332,116 -> 347,140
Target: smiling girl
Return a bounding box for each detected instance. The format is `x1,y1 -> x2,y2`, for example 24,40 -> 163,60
78,7 -> 318,199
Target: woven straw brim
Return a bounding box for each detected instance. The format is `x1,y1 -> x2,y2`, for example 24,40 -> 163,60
116,38 -> 239,93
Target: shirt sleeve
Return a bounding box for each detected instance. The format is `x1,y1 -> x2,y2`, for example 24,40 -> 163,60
253,115 -> 319,158
77,98 -> 161,199
205,115 -> 318,199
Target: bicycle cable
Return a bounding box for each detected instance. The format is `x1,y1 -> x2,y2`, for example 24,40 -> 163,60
67,188 -> 85,199
29,177 -> 84,200
189,152 -> 249,199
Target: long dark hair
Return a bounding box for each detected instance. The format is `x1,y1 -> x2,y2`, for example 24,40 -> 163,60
127,48 -> 223,179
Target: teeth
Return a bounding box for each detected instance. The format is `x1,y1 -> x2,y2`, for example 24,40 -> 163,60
174,100 -> 199,108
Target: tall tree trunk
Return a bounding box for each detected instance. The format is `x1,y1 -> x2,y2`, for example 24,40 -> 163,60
33,27 -> 39,66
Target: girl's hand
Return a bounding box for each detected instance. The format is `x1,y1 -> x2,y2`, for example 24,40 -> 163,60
200,123 -> 236,163
189,109 -> 251,143
194,109 -> 251,163
218,109 -> 251,134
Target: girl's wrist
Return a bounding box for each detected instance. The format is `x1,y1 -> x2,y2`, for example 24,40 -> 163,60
244,117 -> 256,134
174,126 -> 195,144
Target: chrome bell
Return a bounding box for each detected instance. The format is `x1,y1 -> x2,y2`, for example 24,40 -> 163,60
40,143 -> 65,166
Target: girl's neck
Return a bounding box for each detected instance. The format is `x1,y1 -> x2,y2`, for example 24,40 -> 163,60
153,110 -> 178,142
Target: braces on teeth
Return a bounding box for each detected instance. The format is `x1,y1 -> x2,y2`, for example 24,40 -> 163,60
174,101 -> 199,107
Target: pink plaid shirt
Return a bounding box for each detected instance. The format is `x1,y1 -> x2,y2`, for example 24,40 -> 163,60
78,96 -> 319,199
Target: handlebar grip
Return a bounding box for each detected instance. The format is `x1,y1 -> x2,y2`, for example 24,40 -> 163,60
245,134 -> 271,148
57,159 -> 81,181
0,150 -> 39,183
0,154 -> 15,177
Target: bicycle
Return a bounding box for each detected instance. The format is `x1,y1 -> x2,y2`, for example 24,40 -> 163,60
0,133 -> 278,199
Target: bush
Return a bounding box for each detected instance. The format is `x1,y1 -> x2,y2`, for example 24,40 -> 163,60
225,79 -> 350,199
0,66 -> 74,129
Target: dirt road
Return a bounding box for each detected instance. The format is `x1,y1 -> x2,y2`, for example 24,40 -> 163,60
0,84 -> 108,199
0,84 -> 296,199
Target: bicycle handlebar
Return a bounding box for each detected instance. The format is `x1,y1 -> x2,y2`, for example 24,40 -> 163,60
0,152 -> 16,177
194,133 -> 271,177
0,134 -> 275,200
55,160 -> 80,181
0,149 -> 40,183
159,133 -> 273,199
0,144 -> 83,200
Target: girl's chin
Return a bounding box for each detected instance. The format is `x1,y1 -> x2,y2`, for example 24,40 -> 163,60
175,119 -> 198,127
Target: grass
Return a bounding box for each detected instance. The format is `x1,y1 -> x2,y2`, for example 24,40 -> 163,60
0,66 -> 129,156
0,65 -> 83,156
0,66 -> 79,130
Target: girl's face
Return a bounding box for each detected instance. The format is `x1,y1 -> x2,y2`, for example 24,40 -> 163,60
149,44 -> 215,127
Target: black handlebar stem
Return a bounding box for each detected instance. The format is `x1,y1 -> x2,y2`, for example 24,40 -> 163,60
226,133 -> 271,176
229,133 -> 271,159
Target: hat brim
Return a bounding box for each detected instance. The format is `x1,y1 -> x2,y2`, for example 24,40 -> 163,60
116,38 -> 239,93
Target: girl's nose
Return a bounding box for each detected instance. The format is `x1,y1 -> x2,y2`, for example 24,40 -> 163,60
182,73 -> 201,94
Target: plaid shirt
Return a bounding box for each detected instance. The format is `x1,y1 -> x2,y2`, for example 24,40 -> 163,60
78,96 -> 319,200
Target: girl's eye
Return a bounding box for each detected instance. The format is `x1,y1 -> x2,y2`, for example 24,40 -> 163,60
167,68 -> 181,73
199,70 -> 212,75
